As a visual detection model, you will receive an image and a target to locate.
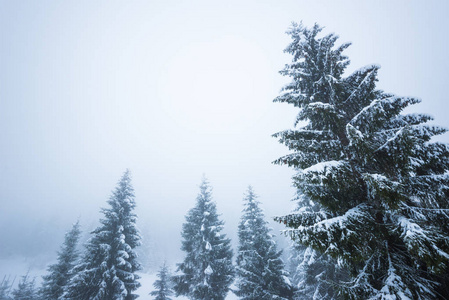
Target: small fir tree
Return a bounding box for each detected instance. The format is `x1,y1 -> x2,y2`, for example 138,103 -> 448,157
234,186 -> 294,300
150,262 -> 173,300
62,170 -> 141,300
39,221 -> 81,300
0,276 -> 13,300
11,273 -> 37,300
173,178 -> 234,300
273,22 -> 449,299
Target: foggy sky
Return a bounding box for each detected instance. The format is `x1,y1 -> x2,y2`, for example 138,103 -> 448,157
1,0 -> 448,269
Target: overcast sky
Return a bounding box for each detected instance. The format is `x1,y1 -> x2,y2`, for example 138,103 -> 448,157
1,0 -> 448,267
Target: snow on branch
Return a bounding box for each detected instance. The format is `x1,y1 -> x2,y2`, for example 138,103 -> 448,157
303,160 -> 343,174
375,250 -> 413,300
362,173 -> 402,205
274,210 -> 329,228
280,204 -> 371,258
343,64 -> 380,105
350,96 -> 420,133
298,160 -> 346,184
394,215 -> 449,264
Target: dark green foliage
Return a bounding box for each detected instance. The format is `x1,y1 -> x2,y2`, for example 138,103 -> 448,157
274,22 -> 449,299
62,170 -> 141,300
234,187 -> 294,300
287,194 -> 348,300
173,178 -> 234,300
150,262 -> 173,300
39,221 -> 81,300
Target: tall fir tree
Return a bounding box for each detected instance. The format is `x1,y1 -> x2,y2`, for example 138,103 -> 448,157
173,178 -> 234,300
63,170 -> 141,300
11,273 -> 37,300
273,22 -> 449,299
39,221 -> 81,300
234,186 -> 293,300
150,262 -> 173,300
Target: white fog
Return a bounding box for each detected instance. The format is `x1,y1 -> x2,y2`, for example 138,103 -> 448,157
1,1 -> 448,299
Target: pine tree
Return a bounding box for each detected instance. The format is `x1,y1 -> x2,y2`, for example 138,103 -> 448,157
0,276 -> 12,300
173,178 -> 234,300
234,186 -> 294,300
287,193 -> 347,300
150,262 -> 173,300
39,221 -> 81,300
62,170 -> 141,300
273,22 -> 449,299
289,242 -> 344,300
11,273 -> 37,300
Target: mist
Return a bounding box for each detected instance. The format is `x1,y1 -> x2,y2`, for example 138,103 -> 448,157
1,0 -> 448,297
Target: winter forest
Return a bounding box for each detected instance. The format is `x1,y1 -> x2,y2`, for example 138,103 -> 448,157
1,1 -> 449,300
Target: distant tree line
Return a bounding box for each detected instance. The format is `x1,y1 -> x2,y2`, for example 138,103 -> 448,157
1,173 -> 293,300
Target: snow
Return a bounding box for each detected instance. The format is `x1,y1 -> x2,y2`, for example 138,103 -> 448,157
375,253 -> 413,300
376,127 -> 405,152
432,245 -> 449,260
397,216 -> 425,240
285,204 -> 367,242
343,64 -> 380,106
0,257 -> 241,300
352,64 -> 381,75
136,272 -> 238,300
318,205 -> 364,228
205,241 -> 212,251
346,123 -> 364,143
282,275 -> 291,286
204,265 -> 213,275
308,102 -> 334,110
302,160 -> 342,173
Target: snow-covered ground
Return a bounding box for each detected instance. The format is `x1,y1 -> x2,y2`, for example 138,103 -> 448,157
0,257 -> 238,299
137,272 -> 237,300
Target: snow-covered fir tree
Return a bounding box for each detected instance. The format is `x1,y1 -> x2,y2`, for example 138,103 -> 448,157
150,262 -> 173,300
289,242 -> 345,300
11,273 -> 37,300
287,193 -> 348,300
62,170 -> 141,300
39,221 -> 81,300
273,22 -> 449,299
0,276 -> 12,300
173,178 -> 234,300
234,186 -> 294,299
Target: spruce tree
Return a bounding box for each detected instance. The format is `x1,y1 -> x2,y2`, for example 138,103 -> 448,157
0,276 -> 12,300
11,273 -> 37,300
289,242 -> 344,300
39,221 -> 81,300
150,262 -> 173,300
63,170 -> 141,300
287,192 -> 347,300
173,178 -> 234,300
273,22 -> 449,299
234,186 -> 293,300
